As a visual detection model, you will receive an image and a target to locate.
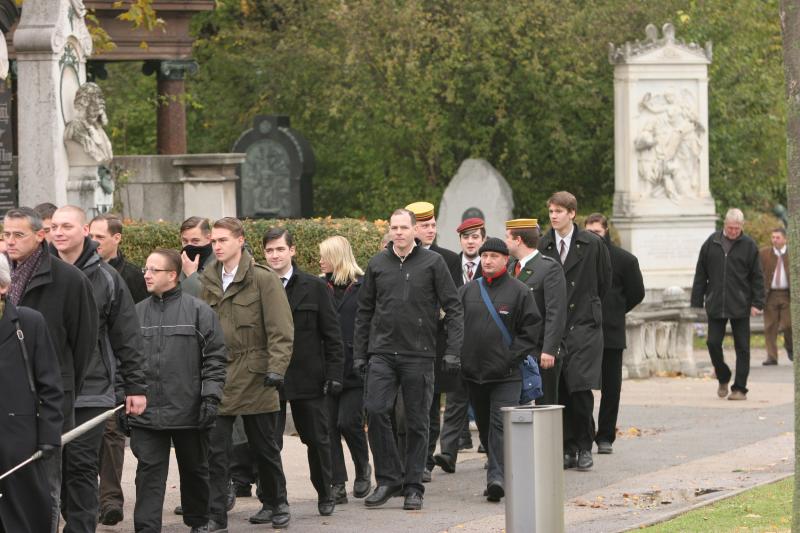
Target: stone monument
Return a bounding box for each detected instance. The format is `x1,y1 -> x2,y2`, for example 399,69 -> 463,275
609,23 -> 716,292
14,0 -> 93,208
0,24 -> 12,216
437,159 -> 514,251
231,115 -> 315,219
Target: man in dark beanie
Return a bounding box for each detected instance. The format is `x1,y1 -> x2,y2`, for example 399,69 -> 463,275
459,237 -> 540,502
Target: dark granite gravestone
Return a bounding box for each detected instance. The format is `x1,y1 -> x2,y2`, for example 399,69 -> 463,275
0,81 -> 15,216
231,115 -> 315,219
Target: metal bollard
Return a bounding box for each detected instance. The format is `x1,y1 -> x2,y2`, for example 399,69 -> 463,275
502,405 -> 564,533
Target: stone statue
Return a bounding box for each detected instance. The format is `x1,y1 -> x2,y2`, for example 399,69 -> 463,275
64,82 -> 113,166
634,90 -> 704,201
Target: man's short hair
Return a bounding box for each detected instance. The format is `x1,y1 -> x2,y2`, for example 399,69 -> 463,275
4,207 -> 43,231
509,227 -> 539,249
584,212 -> 609,229
180,216 -> 211,235
724,208 -> 744,224
151,248 -> 181,274
91,213 -> 124,236
262,227 -> 294,248
390,208 -> 417,226
212,217 -> 245,238
546,191 -> 578,212
33,202 -> 58,221
55,205 -> 88,225
772,227 -> 787,236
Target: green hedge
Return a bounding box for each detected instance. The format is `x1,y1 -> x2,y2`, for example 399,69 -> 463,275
120,218 -> 388,273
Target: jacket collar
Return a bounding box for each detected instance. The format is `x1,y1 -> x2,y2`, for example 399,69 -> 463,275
0,298 -> 19,344
151,284 -> 182,304
49,237 -> 101,271
21,242 -> 54,294
201,250 -> 255,300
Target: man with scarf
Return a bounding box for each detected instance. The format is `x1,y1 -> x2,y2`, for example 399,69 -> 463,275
3,207 -> 98,533
180,216 -> 215,297
89,212 -> 148,525
50,205 -> 148,533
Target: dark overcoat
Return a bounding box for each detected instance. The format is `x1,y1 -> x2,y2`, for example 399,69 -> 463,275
283,266 -> 344,400
601,236 -> 645,350
429,243 -> 463,392
326,276 -> 363,390
539,224 -> 611,392
0,303 -> 63,533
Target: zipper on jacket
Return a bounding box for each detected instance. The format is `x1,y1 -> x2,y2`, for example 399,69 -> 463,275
403,273 -> 411,301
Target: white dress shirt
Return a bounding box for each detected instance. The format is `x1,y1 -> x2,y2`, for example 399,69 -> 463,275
222,264 -> 238,292
772,246 -> 788,289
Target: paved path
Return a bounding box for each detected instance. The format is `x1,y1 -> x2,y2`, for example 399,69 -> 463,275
94,348 -> 794,532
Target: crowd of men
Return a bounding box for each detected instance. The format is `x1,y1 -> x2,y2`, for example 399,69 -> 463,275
0,193 -> 790,533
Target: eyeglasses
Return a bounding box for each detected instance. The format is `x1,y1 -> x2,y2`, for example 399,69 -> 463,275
1,231 -> 32,241
141,267 -> 173,274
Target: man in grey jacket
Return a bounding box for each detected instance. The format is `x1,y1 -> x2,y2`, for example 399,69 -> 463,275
354,208 -> 463,511
130,248 -> 227,533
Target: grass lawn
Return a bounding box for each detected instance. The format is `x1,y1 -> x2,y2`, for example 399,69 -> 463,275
640,477 -> 793,532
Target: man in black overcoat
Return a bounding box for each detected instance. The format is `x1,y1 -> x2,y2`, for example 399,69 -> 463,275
585,213 -> 645,455
538,192 -> 611,472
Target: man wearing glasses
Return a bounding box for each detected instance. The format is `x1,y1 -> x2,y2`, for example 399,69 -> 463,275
3,207 -> 98,533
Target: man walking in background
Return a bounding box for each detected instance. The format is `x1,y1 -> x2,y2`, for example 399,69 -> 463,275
759,227 -> 792,365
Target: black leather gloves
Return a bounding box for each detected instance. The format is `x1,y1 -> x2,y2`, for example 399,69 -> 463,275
38,444 -> 59,460
323,380 -> 343,396
263,372 -> 285,388
198,397 -> 220,430
442,354 -> 461,373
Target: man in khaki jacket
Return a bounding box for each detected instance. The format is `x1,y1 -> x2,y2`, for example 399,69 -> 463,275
199,217 -> 295,532
759,227 -> 793,365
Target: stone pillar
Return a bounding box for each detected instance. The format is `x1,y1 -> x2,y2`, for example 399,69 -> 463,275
13,0 -> 92,206
173,153 -> 243,221
609,23 -> 716,294
144,60 -> 198,155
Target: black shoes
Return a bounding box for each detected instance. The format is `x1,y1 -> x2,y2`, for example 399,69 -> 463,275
563,451 -> 577,469
403,491 -> 423,510
249,505 -> 273,524
333,483 -> 348,504
486,482 -> 504,502
353,464 -> 372,498
577,449 -> 593,471
762,359 -> 778,366
318,499 -> 335,516
206,519 -> 228,533
422,469 -> 432,483
271,502 -> 291,529
365,485 -> 404,507
174,505 -> 183,515
99,507 -> 123,525
596,441 -> 613,454
477,443 -> 486,453
433,453 -> 457,473
458,436 -> 474,450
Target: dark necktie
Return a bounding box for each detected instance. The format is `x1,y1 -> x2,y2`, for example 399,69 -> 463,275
559,240 -> 568,264
466,261 -> 474,281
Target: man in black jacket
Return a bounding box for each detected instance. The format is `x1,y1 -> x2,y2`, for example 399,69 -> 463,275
505,218 -> 566,405
89,212 -> 147,525
405,201 -> 462,482
131,248 -> 227,533
585,214 -> 645,454
50,205 -> 148,533
691,208 -> 765,401
263,227 -> 345,518
354,208 -> 463,510
3,206 -> 98,533
539,191 -> 611,472
460,238 -> 540,501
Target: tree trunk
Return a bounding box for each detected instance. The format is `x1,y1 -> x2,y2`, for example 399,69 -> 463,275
779,1 -> 800,528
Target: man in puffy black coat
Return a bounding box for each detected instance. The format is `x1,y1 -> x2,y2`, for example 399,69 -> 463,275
691,208 -> 764,401
263,228 -> 344,518
130,248 -> 227,533
50,206 -> 148,533
459,238 -> 540,502
585,214 -> 645,455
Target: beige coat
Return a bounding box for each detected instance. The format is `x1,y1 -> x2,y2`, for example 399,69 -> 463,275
200,251 -> 294,415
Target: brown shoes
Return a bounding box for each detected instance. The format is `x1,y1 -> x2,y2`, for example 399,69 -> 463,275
728,390 -> 747,401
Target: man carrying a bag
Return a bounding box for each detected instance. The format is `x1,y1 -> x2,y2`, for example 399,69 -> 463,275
458,238 -> 540,502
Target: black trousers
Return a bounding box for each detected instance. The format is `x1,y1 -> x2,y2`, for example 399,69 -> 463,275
426,390 -> 442,470
468,380 -> 520,485
364,354 -> 434,495
438,378 -> 471,459
328,387 -> 370,485
559,372 -> 594,453
209,413 -> 286,526
277,397 -> 334,503
595,348 -> 623,445
46,391 -> 75,533
707,317 -> 751,393
62,406 -> 106,533
230,441 -> 259,488
98,416 -> 126,513
130,427 -> 210,532
536,357 -> 563,406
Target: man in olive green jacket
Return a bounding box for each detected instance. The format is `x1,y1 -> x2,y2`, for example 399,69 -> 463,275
199,217 -> 295,531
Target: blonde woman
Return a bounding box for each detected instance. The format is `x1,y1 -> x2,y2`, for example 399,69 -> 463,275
319,236 -> 373,504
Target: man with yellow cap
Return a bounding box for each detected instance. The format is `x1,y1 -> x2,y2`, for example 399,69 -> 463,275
405,201 -> 462,482
505,218 -> 567,406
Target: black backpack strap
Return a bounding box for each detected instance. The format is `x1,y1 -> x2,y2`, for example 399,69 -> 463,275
12,317 -> 37,396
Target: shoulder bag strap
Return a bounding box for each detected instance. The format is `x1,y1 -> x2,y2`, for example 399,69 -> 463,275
12,318 -> 37,395
477,278 -> 513,348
